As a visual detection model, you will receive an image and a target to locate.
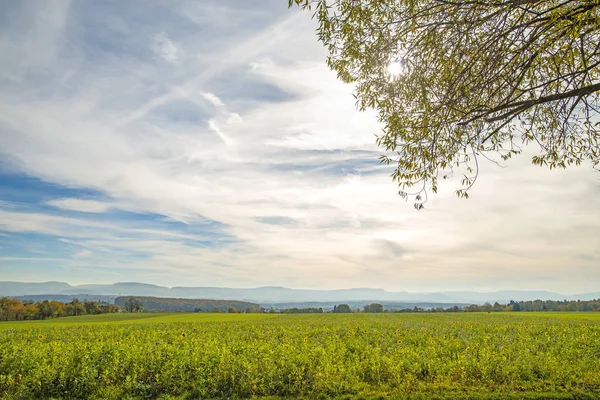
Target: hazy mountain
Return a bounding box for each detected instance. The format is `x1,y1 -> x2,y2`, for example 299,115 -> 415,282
15,294 -> 116,303
61,282 -> 170,297
0,281 -> 72,296
0,281 -> 597,304
569,292 -> 600,301
431,291 -> 570,304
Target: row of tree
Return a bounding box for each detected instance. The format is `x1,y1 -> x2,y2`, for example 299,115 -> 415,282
2,297 -> 597,320
435,299 -> 600,313
114,296 -> 260,313
0,297 -> 120,321
279,307 -> 324,314
331,300 -> 600,313
331,303 -> 384,313
197,306 -> 262,313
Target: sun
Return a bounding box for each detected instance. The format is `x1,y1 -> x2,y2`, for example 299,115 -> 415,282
387,59 -> 405,78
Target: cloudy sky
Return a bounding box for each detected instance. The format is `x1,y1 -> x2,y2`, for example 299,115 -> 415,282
0,0 -> 598,293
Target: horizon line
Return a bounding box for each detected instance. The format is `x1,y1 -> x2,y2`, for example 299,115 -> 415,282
1,280 -> 595,295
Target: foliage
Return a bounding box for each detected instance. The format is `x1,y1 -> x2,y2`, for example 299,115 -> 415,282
290,0 -> 600,207
123,298 -> 143,313
280,307 -> 324,313
0,313 -> 599,399
363,303 -> 384,313
333,304 -> 352,313
507,299 -> 600,312
114,296 -> 259,313
423,299 -> 600,313
0,297 -> 119,321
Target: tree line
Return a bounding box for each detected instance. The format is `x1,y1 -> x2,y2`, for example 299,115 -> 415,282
329,300 -> 600,313
0,297 -> 120,321
279,307 -> 324,314
114,296 -> 260,313
432,299 -> 600,313
2,297 -> 597,320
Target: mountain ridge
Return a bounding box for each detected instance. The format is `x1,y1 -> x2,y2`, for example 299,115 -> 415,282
1,281 -> 598,304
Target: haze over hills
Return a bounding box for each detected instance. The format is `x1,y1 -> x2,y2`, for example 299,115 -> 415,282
1,281 -> 598,305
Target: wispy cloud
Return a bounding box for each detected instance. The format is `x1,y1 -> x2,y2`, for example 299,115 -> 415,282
72,249 -> 93,259
47,198 -> 113,213
0,0 -> 598,291
201,92 -> 224,107
151,32 -> 180,63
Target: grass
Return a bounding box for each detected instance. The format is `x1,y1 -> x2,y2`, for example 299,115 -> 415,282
1,312 -> 599,399
498,312 -> 600,320
2,311 -> 598,330
0,312 -> 278,329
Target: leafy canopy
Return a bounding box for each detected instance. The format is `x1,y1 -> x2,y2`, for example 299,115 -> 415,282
290,0 -> 600,208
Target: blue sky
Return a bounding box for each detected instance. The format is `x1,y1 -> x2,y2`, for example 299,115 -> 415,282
0,0 -> 599,292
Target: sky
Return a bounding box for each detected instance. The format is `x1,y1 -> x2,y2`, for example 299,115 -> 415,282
0,0 -> 599,293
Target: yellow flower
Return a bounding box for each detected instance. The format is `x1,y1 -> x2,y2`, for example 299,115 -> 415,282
181,332 -> 187,339
37,334 -> 44,340
397,340 -> 403,344
303,337 -> 308,343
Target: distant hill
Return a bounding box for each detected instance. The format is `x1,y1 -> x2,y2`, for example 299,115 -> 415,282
0,281 -> 72,296
61,282 -> 171,297
0,281 -> 597,305
15,294 -> 116,303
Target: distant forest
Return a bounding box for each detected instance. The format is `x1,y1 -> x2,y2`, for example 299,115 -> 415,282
465,299 -> 600,312
1,297 -> 599,321
114,296 -> 260,313
0,297 -> 119,321
430,299 -> 600,313
335,299 -> 600,313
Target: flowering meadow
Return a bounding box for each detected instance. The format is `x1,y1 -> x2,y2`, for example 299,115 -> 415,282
1,312 -> 599,399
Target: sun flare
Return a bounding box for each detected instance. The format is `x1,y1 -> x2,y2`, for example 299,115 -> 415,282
387,60 -> 405,77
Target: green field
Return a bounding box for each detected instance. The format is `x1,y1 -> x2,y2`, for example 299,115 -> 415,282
0,312 -> 277,330
1,312 -> 599,399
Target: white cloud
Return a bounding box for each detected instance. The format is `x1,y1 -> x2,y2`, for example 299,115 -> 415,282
47,198 -> 112,213
227,113 -> 243,125
0,1 -> 599,291
208,119 -> 233,144
201,92 -> 224,107
0,0 -> 71,78
0,257 -> 67,262
151,32 -> 180,63
72,249 -> 93,259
